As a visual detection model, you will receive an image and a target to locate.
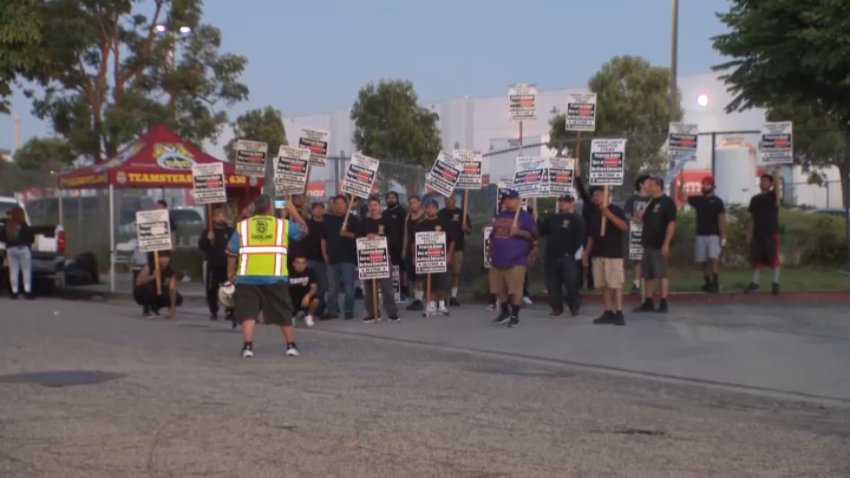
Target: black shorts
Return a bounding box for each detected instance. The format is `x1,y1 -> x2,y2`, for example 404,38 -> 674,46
234,282 -> 293,326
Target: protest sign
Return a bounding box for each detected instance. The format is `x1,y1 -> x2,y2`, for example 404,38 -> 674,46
342,153 -> 380,199
356,237 -> 390,280
391,265 -> 401,303
513,156 -> 549,198
565,92 -> 597,131
415,231 -> 447,274
508,83 -> 536,121
629,222 -> 644,261
425,151 -> 462,197
454,150 -> 483,190
483,225 -> 493,269
274,146 -> 311,196
192,162 -> 226,204
589,139 -> 627,186
668,123 -> 699,161
760,122 -> 793,165
298,129 -> 329,167
136,209 -> 172,253
547,157 -> 575,197
234,139 -> 268,178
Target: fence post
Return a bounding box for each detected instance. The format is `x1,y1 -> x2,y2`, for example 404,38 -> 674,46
710,132 -> 717,179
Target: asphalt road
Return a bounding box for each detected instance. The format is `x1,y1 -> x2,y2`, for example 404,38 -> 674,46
1,298 -> 849,477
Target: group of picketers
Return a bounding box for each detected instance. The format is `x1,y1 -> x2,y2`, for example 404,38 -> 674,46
133,162 -> 781,357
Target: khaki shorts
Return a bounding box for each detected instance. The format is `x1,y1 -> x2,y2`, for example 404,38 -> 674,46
489,265 -> 526,300
592,257 -> 625,289
451,251 -> 464,276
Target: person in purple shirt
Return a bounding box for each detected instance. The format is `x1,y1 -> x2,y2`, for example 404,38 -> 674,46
487,189 -> 538,328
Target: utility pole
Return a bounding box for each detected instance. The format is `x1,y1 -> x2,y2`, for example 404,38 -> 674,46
670,0 -> 679,119
14,115 -> 21,153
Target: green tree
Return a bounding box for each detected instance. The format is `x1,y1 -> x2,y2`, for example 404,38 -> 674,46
13,137 -> 76,171
27,0 -> 248,162
0,0 -> 48,113
713,0 -> 850,208
549,56 -> 682,181
350,79 -> 442,166
224,107 -> 288,162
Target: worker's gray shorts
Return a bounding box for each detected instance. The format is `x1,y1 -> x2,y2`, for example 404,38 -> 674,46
694,235 -> 721,263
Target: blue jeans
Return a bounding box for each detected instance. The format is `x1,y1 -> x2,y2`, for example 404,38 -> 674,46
307,260 -> 329,315
7,246 -> 33,294
326,262 -> 355,316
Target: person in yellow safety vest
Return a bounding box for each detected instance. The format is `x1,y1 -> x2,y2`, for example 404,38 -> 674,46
226,195 -> 308,358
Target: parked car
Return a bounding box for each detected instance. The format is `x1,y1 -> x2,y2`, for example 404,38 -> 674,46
0,196 -> 66,294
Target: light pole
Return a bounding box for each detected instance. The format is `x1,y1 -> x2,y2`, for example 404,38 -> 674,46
154,23 -> 192,109
670,0 -> 679,121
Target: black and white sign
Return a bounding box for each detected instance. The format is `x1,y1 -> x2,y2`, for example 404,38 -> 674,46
483,225 -> 493,269
391,265 -> 401,303
136,209 -> 172,253
415,231 -> 447,274
356,237 -> 390,280
565,92 -> 597,132
298,129 -> 329,167
589,138 -> 627,186
192,162 -> 226,204
343,153 -> 380,199
760,121 -> 793,165
508,83 -> 536,121
513,156 -> 549,198
425,151 -> 462,197
274,146 -> 311,196
547,157 -> 575,197
668,122 -> 698,164
454,150 -> 483,190
629,221 -> 643,261
234,139 -> 268,178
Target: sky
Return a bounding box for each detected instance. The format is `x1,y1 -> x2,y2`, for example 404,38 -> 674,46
0,0 -> 731,154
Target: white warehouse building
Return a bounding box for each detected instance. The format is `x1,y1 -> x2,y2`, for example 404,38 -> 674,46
280,72 -> 843,208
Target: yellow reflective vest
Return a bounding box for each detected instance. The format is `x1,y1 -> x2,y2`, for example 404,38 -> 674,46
236,215 -> 289,277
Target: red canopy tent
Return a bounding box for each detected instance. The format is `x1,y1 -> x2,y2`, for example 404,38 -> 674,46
58,123 -> 262,191
57,123 -> 264,292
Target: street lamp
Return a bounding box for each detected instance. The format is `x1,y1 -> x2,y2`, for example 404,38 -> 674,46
697,94 -> 709,108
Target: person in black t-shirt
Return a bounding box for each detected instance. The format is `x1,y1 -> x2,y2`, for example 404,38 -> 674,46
305,202 -> 329,316
134,251 -> 183,318
321,195 -> 359,320
582,187 -> 629,325
198,207 -> 235,321
574,160 -> 597,291
383,191 -> 408,299
538,195 -> 585,317
634,177 -> 677,313
403,195 -> 426,311
745,174 -> 781,295
288,255 -> 320,327
414,198 -> 455,316
438,194 -> 471,307
684,176 -> 727,293
359,197 -> 400,322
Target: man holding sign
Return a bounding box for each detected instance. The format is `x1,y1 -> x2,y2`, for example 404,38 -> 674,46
358,197 -> 399,322
414,199 -> 455,317
488,189 -> 537,328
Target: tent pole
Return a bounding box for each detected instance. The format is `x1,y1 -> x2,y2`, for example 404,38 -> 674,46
109,184 -> 115,293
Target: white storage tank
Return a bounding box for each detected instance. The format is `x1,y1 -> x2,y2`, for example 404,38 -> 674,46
714,146 -> 757,206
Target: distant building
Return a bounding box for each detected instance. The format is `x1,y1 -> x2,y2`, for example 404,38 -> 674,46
0,148 -> 11,162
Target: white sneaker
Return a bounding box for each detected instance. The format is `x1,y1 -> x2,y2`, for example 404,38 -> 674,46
304,315 -> 315,327
438,304 -> 449,316
424,301 -> 437,317
286,345 -> 300,357
241,347 -> 254,358
522,296 -> 533,305
485,303 -> 496,311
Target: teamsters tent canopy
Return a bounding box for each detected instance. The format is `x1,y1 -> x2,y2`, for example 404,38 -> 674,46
57,123 -> 263,292
58,123 -> 261,190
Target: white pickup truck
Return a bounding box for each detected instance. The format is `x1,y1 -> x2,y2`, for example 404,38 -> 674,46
0,196 -> 66,294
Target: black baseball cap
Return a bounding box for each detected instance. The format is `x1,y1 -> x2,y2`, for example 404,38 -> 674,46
557,194 -> 575,202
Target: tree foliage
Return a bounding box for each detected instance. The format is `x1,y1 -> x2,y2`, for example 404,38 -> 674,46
0,0 -> 48,113
224,107 -> 288,162
351,79 -> 442,166
713,0 -> 850,206
13,137 -> 77,171
26,0 -> 248,163
549,56 -> 682,180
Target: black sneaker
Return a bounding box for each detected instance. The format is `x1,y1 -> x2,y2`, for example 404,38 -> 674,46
656,299 -> 669,313
549,308 -> 563,319
492,304 -> 510,325
388,315 -> 400,322
771,283 -> 780,296
507,306 -> 520,328
10,293 -> 19,300
568,304 -> 579,317
209,313 -> 219,321
744,282 -> 759,294
633,299 -> 655,313
406,300 -> 424,311
701,282 -> 711,293
344,313 -> 354,320
355,287 -> 364,300
449,297 -> 461,307
630,284 -> 640,295
612,311 -> 626,326
593,311 -> 615,324
708,282 -> 720,293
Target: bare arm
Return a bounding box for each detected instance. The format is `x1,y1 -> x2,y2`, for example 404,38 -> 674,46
136,266 -> 155,286
227,255 -> 237,282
